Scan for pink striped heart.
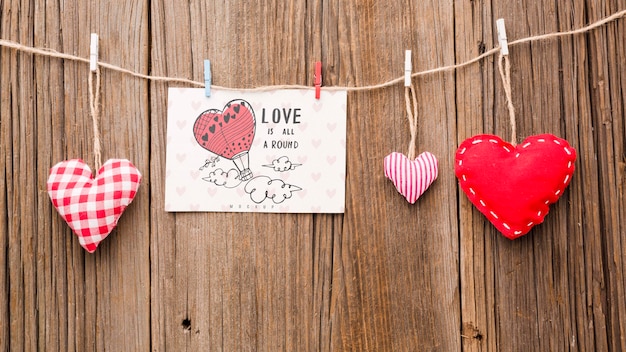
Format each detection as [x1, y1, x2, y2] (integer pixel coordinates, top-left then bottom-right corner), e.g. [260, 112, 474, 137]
[384, 152, 438, 204]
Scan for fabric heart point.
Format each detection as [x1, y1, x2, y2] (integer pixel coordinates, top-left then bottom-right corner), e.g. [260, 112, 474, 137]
[455, 134, 576, 239]
[384, 152, 438, 204]
[47, 159, 142, 253]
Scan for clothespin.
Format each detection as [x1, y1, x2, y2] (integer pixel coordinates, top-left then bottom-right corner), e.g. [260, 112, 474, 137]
[89, 33, 98, 72]
[314, 61, 322, 99]
[404, 50, 412, 87]
[496, 19, 509, 56]
[204, 60, 212, 97]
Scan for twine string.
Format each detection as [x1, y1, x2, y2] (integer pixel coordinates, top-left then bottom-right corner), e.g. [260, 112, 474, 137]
[404, 84, 419, 160]
[88, 67, 102, 171]
[497, 53, 517, 145]
[0, 9, 624, 91]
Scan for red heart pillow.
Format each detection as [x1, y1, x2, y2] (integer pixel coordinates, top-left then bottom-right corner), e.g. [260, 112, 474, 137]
[455, 134, 576, 239]
[47, 159, 142, 253]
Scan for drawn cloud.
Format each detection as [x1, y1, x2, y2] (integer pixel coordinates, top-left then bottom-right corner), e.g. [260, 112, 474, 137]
[244, 176, 302, 204]
[262, 156, 302, 172]
[202, 168, 242, 188]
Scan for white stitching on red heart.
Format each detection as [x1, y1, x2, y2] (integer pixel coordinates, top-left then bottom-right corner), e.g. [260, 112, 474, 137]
[456, 135, 575, 238]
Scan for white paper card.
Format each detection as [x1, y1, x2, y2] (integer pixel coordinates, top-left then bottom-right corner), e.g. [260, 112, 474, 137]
[165, 88, 347, 213]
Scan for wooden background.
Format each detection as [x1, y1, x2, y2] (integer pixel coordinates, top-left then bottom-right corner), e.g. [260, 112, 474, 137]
[1, 0, 625, 350]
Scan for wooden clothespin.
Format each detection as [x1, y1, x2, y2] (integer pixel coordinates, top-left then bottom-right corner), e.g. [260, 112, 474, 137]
[314, 61, 322, 99]
[89, 33, 98, 72]
[496, 19, 509, 56]
[404, 50, 412, 87]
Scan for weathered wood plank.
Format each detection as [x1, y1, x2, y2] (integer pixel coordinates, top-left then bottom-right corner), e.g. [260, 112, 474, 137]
[147, 0, 188, 348]
[33, 1, 67, 350]
[1, 0, 625, 351]
[149, 1, 324, 350]
[0, 34, 8, 348]
[58, 1, 151, 350]
[1, 0, 151, 350]
[457, 0, 626, 351]
[2, 2, 38, 351]
[557, 3, 604, 351]
[330, 0, 460, 350]
[587, 1, 626, 350]
[454, 1, 498, 350]
[0, 3, 14, 351]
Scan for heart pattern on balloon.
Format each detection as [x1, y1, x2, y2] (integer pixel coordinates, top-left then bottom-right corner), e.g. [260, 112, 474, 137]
[384, 151, 438, 204]
[193, 99, 256, 180]
[455, 134, 576, 239]
[47, 159, 142, 253]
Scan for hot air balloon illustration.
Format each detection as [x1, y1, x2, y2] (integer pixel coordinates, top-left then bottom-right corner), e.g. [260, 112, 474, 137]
[193, 99, 256, 180]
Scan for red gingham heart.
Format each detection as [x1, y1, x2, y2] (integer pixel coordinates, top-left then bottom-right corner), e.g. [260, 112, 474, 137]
[455, 134, 576, 239]
[384, 152, 438, 204]
[47, 159, 142, 253]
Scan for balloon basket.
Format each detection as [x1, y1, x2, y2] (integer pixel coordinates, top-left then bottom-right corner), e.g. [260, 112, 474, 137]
[239, 168, 252, 181]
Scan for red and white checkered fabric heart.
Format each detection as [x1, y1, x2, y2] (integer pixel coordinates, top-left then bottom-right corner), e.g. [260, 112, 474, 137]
[47, 159, 142, 253]
[384, 151, 438, 203]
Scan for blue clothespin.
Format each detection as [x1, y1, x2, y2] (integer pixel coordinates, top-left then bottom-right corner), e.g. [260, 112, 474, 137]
[204, 60, 212, 97]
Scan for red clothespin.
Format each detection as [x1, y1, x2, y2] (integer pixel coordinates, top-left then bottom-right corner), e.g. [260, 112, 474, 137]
[314, 61, 322, 99]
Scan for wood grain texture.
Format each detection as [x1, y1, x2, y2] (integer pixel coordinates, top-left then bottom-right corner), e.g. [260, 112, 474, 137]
[1, 0, 625, 351]
[456, 1, 626, 351]
[1, 0, 151, 350]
